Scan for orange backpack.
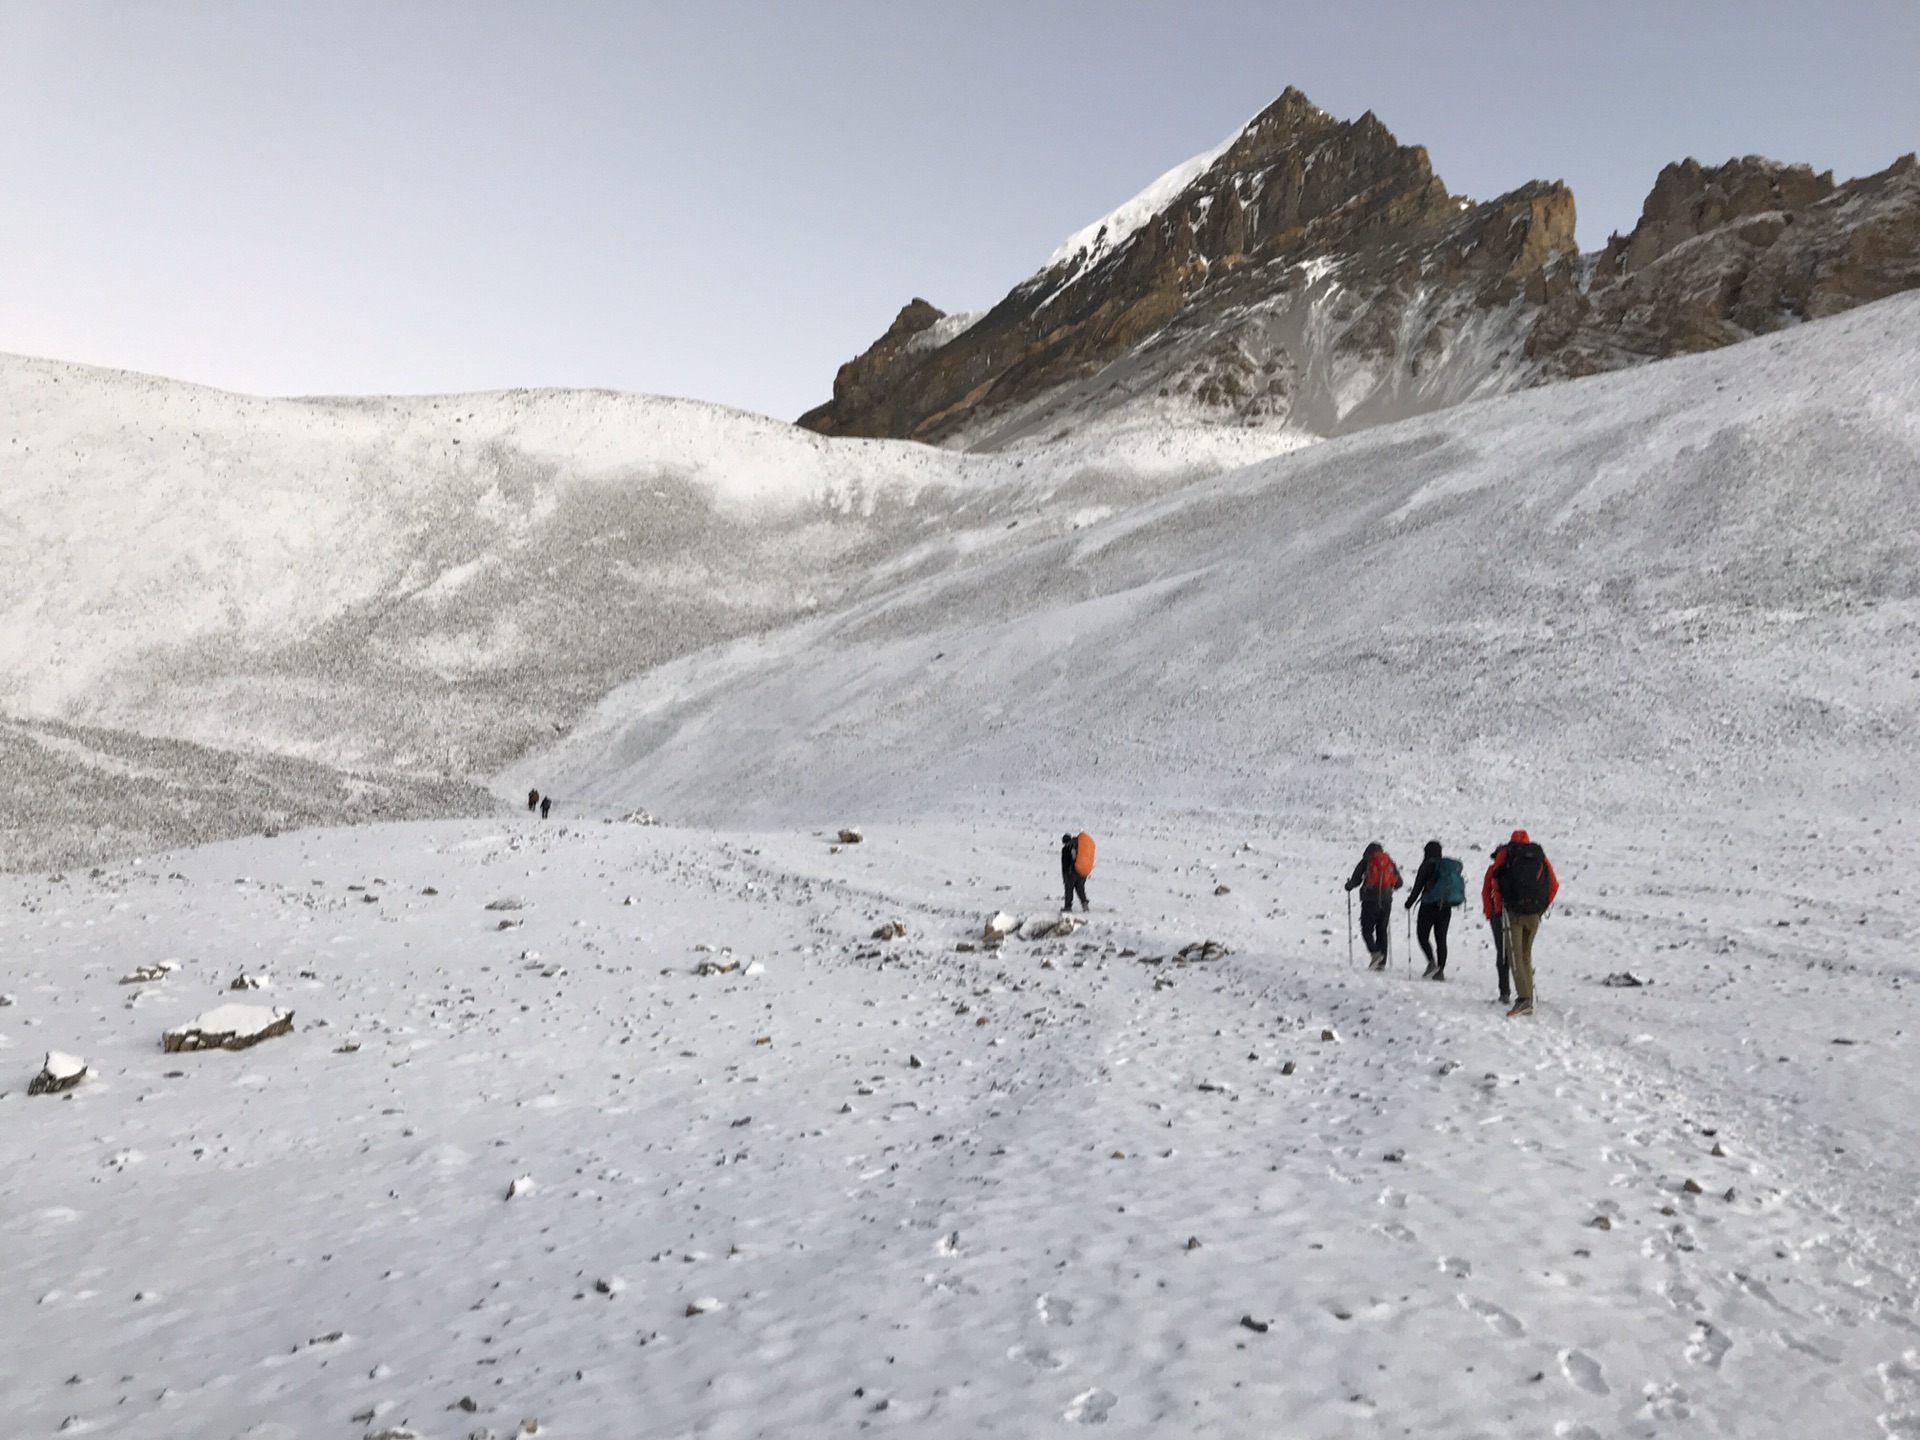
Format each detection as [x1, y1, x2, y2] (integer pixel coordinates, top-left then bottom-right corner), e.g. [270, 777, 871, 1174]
[1074, 832, 1096, 878]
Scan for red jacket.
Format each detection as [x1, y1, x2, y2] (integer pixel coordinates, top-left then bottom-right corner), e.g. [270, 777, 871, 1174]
[1481, 849, 1505, 919]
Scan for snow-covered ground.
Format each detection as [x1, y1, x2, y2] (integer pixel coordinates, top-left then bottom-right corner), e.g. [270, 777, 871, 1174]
[7, 808, 1920, 1438]
[4, 289, 1919, 1434]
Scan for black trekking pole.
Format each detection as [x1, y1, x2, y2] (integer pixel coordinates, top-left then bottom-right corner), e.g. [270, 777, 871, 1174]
[1502, 910, 1514, 1008]
[1346, 890, 1353, 968]
[1406, 905, 1413, 977]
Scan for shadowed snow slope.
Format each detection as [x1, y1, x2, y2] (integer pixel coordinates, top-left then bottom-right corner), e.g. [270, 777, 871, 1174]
[2, 355, 1278, 865]
[522, 290, 1920, 850]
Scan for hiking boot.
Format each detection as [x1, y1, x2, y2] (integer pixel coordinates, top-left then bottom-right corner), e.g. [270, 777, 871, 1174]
[1421, 961, 1437, 979]
[1431, 968, 1446, 982]
[1368, 954, 1387, 971]
[1506, 997, 1534, 1017]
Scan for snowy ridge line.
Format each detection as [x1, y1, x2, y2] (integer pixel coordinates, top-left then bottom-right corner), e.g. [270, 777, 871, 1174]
[1045, 120, 1245, 273]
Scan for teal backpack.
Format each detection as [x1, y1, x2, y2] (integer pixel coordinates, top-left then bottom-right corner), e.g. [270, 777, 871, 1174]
[1431, 857, 1466, 906]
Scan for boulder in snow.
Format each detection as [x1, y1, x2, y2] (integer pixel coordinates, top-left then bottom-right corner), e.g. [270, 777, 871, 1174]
[484, 897, 526, 911]
[684, 1295, 724, 1316]
[118, 961, 179, 985]
[1176, 939, 1229, 962]
[872, 920, 908, 941]
[505, 1175, 538, 1200]
[1020, 914, 1082, 940]
[228, 971, 270, 991]
[29, 1051, 88, 1095]
[162, 1005, 294, 1053]
[837, 827, 864, 844]
[982, 912, 1017, 944]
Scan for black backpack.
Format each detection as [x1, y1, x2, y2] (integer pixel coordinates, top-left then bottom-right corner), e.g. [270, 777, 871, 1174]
[1496, 842, 1552, 915]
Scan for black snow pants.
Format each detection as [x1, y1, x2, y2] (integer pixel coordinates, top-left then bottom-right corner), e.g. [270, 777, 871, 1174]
[1063, 866, 1088, 912]
[1416, 902, 1452, 971]
[1489, 916, 1510, 998]
[1359, 891, 1392, 958]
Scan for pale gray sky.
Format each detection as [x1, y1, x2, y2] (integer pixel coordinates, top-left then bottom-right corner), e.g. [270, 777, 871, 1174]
[2, 1, 1915, 420]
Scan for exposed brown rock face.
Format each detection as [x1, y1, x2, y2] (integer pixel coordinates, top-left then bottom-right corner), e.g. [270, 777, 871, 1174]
[800, 89, 1920, 449]
[801, 89, 1579, 446]
[1534, 153, 1920, 375]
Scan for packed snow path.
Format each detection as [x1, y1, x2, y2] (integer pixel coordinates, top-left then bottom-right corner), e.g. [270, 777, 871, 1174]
[5, 814, 1920, 1438]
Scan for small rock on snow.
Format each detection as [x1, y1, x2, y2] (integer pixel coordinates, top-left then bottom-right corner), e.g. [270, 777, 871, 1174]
[505, 1175, 538, 1200]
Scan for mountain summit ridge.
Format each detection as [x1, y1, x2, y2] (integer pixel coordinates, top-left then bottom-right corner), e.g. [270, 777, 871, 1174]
[799, 87, 1920, 450]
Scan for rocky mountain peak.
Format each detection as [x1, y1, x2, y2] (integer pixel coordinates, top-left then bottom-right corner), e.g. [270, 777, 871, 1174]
[800, 88, 1920, 451]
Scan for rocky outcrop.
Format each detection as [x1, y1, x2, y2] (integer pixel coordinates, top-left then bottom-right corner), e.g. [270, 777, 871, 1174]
[1532, 153, 1920, 375]
[801, 88, 1920, 450]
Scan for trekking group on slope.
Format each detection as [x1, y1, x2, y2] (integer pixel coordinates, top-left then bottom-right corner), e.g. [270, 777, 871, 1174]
[1344, 832, 1558, 1018]
[1055, 824, 1556, 1017]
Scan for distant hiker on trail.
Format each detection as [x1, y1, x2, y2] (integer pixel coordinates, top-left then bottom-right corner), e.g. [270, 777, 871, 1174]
[1404, 840, 1464, 981]
[1344, 842, 1401, 970]
[527, 788, 541, 813]
[1482, 844, 1511, 1004]
[1061, 831, 1093, 913]
[1491, 829, 1558, 1017]
[540, 795, 553, 820]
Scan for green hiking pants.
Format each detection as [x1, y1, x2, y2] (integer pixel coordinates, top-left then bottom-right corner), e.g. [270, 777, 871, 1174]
[1506, 911, 1543, 1000]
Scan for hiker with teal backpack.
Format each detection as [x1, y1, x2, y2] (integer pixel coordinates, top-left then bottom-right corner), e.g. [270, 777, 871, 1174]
[1404, 840, 1465, 981]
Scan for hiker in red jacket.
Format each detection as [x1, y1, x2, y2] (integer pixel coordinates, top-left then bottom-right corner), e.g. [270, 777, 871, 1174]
[1343, 842, 1401, 970]
[1490, 829, 1559, 1017]
[1482, 845, 1511, 1005]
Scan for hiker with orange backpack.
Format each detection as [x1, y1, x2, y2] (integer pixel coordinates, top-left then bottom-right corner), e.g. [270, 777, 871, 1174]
[1490, 830, 1558, 1017]
[1061, 831, 1094, 913]
[1343, 842, 1401, 970]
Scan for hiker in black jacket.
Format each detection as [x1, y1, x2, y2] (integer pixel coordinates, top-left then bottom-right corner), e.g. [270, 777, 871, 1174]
[1060, 833, 1089, 913]
[1343, 842, 1401, 969]
[1404, 840, 1463, 981]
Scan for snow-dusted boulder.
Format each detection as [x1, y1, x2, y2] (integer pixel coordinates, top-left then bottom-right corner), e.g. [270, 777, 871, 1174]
[837, 827, 864, 845]
[119, 960, 178, 985]
[1020, 914, 1084, 940]
[163, 1004, 294, 1053]
[29, 1051, 87, 1094]
[983, 912, 1017, 943]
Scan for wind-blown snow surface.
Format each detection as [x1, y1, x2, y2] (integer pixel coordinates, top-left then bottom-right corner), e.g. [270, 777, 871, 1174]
[7, 812, 1920, 1437]
[6, 294, 1920, 1437]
